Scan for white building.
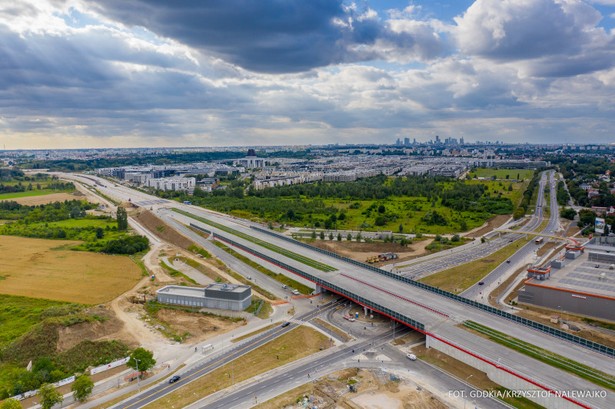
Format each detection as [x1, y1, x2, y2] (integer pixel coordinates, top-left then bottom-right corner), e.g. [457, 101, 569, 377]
[146, 176, 195, 193]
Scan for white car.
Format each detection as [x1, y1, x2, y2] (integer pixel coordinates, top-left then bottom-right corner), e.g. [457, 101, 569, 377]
[291, 289, 300, 295]
[406, 353, 417, 361]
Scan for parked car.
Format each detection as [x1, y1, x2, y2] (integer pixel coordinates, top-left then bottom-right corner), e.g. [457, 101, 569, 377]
[169, 375, 181, 384]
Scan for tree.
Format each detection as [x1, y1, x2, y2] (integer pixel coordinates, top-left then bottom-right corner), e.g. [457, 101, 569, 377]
[337, 233, 342, 241]
[39, 384, 63, 409]
[347, 233, 352, 241]
[127, 348, 156, 375]
[311, 230, 316, 239]
[328, 232, 333, 240]
[116, 206, 128, 231]
[0, 399, 22, 409]
[398, 224, 404, 233]
[71, 374, 94, 403]
[319, 231, 325, 240]
[377, 204, 386, 213]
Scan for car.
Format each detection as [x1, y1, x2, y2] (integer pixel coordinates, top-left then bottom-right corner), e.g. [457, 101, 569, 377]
[506, 260, 511, 263]
[406, 353, 417, 361]
[291, 289, 300, 295]
[478, 281, 485, 286]
[169, 375, 181, 384]
[281, 322, 290, 328]
[282, 285, 288, 289]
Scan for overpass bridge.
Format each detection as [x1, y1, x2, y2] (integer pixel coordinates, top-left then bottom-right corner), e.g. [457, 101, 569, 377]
[169, 209, 615, 409]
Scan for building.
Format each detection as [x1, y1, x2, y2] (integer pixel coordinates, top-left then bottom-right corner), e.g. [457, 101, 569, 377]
[518, 237, 615, 321]
[156, 283, 252, 311]
[146, 176, 195, 193]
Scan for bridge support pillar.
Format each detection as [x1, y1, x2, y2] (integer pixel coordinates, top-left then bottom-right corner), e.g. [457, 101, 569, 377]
[315, 284, 322, 294]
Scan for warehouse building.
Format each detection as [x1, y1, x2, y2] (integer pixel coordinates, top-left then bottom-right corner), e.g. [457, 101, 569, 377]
[156, 283, 252, 311]
[518, 237, 615, 321]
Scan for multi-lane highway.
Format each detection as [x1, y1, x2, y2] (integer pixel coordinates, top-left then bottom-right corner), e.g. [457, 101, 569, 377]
[65, 173, 614, 408]
[461, 170, 560, 300]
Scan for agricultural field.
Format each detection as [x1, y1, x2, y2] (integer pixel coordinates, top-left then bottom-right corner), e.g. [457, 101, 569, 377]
[0, 191, 81, 205]
[469, 168, 535, 181]
[0, 235, 142, 304]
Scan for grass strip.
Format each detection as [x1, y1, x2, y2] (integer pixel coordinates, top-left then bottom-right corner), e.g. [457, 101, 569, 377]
[173, 208, 336, 272]
[231, 323, 279, 343]
[159, 259, 198, 285]
[420, 238, 531, 293]
[214, 241, 312, 295]
[463, 320, 615, 391]
[312, 317, 352, 342]
[142, 326, 330, 409]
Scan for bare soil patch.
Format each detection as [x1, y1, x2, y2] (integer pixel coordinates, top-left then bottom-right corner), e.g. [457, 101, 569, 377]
[307, 239, 428, 263]
[56, 306, 137, 351]
[133, 209, 195, 249]
[0, 235, 142, 304]
[465, 214, 510, 238]
[516, 307, 615, 348]
[2, 192, 82, 205]
[155, 309, 245, 343]
[256, 367, 446, 409]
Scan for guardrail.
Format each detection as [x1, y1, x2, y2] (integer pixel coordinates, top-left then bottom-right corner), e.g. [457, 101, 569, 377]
[250, 226, 615, 358]
[190, 223, 425, 332]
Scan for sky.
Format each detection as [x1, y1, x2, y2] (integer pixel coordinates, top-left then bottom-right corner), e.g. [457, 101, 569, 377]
[1, 0, 615, 150]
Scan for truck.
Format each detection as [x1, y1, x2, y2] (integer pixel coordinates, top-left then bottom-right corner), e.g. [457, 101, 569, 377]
[535, 237, 544, 244]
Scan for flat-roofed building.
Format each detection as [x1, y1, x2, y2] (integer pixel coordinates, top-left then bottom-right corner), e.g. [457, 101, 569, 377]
[156, 283, 251, 311]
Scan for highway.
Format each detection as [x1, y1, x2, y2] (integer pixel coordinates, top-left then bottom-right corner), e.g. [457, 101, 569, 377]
[461, 170, 559, 300]
[188, 331, 510, 409]
[64, 173, 615, 408]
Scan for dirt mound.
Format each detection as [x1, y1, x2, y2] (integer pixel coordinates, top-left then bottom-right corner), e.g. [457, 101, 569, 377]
[465, 214, 510, 238]
[56, 307, 132, 351]
[134, 209, 195, 249]
[156, 309, 245, 343]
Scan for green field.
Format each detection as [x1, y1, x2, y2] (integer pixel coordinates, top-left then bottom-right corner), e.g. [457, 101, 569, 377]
[471, 168, 535, 180]
[170, 175, 527, 235]
[0, 189, 66, 200]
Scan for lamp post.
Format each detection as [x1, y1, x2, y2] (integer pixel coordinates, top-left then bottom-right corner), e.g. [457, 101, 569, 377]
[135, 358, 141, 392]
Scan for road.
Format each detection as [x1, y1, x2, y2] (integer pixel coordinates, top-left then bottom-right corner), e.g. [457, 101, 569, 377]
[62, 173, 615, 409]
[461, 170, 560, 301]
[188, 332, 510, 409]
[392, 171, 551, 280]
[111, 301, 341, 409]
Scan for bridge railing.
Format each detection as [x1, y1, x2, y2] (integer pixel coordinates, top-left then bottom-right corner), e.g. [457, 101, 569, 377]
[250, 225, 615, 358]
[190, 223, 425, 332]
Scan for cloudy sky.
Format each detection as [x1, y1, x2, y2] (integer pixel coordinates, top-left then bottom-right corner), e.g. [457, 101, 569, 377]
[1, 0, 615, 149]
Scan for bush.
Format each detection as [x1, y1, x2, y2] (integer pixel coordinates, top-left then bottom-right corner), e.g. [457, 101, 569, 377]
[100, 235, 149, 255]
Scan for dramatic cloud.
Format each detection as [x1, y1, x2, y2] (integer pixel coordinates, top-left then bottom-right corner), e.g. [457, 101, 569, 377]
[1, 0, 615, 148]
[455, 0, 615, 76]
[83, 0, 449, 73]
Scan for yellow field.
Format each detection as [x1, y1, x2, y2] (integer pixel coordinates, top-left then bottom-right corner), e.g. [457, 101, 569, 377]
[0, 235, 141, 304]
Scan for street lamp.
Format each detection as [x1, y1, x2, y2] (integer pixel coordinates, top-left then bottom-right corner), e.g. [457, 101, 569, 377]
[135, 358, 141, 392]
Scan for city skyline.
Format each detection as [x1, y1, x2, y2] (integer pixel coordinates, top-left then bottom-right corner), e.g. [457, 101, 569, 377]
[2, 0, 615, 149]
